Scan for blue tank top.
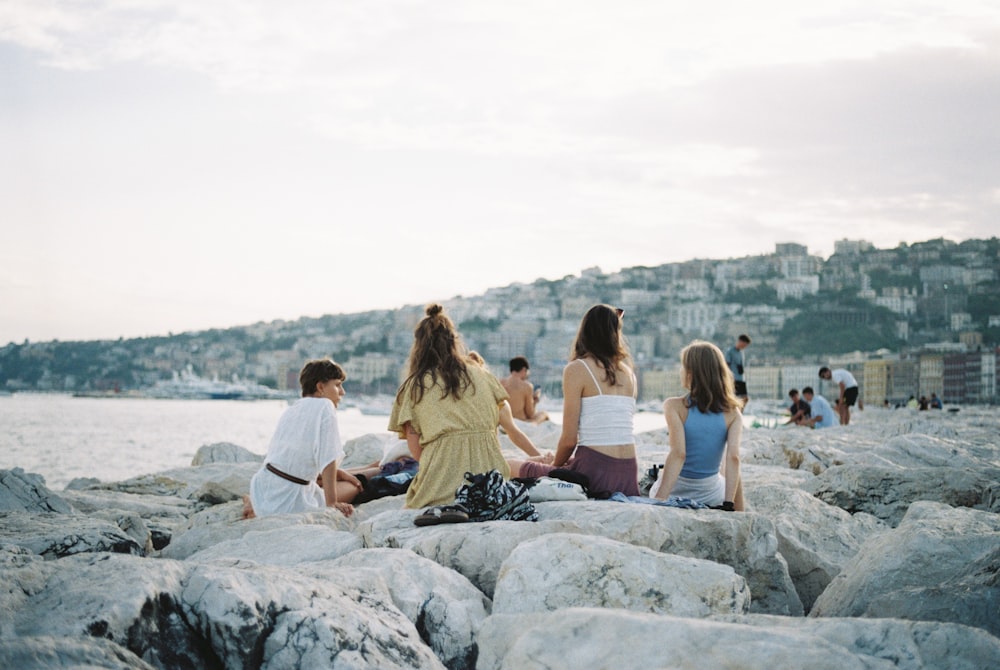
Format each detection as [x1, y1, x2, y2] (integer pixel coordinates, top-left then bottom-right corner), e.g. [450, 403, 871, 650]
[680, 398, 728, 479]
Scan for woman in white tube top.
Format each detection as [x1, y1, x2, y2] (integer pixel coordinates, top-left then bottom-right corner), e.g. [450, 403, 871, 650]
[510, 304, 639, 497]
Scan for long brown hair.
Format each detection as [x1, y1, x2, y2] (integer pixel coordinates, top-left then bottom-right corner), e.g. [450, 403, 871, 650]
[400, 303, 472, 403]
[571, 304, 631, 386]
[681, 340, 740, 414]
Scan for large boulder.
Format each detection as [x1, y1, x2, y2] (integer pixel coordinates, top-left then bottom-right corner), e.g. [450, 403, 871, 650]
[745, 484, 886, 611]
[3, 551, 446, 669]
[0, 635, 155, 670]
[717, 613, 1000, 669]
[533, 501, 802, 615]
[323, 548, 491, 670]
[101, 462, 260, 501]
[492, 533, 750, 617]
[185, 524, 363, 565]
[358, 509, 582, 597]
[477, 610, 872, 670]
[810, 501, 1000, 638]
[190, 442, 262, 465]
[0, 512, 146, 558]
[161, 507, 355, 560]
[806, 464, 1000, 525]
[182, 560, 445, 669]
[0, 468, 72, 513]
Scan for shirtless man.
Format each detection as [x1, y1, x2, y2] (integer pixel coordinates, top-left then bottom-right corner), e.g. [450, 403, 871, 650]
[500, 356, 549, 423]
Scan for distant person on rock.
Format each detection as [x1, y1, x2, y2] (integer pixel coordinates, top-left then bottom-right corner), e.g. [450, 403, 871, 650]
[388, 304, 512, 509]
[246, 359, 356, 519]
[650, 340, 744, 511]
[930, 392, 943, 409]
[785, 388, 812, 426]
[501, 356, 550, 423]
[469, 351, 552, 464]
[802, 387, 836, 429]
[818, 366, 860, 425]
[724, 334, 751, 407]
[508, 305, 640, 498]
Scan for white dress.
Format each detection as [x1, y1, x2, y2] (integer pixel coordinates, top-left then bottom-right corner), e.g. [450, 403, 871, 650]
[249, 397, 344, 516]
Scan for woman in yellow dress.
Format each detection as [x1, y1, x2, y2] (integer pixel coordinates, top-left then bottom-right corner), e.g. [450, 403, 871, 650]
[388, 303, 511, 509]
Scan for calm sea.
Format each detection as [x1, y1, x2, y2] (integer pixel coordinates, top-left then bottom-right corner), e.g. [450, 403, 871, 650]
[0, 394, 669, 491]
[0, 394, 396, 490]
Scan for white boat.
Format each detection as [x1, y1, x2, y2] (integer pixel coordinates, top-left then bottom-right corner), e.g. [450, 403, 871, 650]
[148, 367, 291, 400]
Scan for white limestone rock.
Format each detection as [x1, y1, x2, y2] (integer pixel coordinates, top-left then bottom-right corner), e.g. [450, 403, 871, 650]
[0, 512, 146, 558]
[161, 506, 356, 560]
[358, 509, 582, 597]
[533, 500, 802, 615]
[0, 468, 73, 513]
[493, 533, 750, 617]
[191, 442, 262, 465]
[341, 432, 396, 468]
[477, 609, 874, 670]
[0, 635, 155, 670]
[105, 462, 260, 500]
[322, 548, 491, 670]
[4, 552, 199, 667]
[715, 613, 1000, 670]
[5, 551, 447, 669]
[805, 463, 1000, 525]
[745, 484, 886, 611]
[185, 524, 363, 565]
[183, 560, 444, 669]
[810, 501, 1000, 638]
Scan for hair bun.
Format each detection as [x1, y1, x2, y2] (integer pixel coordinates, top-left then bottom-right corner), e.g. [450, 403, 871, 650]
[426, 303, 444, 317]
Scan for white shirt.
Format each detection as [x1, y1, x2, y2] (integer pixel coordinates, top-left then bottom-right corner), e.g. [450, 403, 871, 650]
[249, 397, 344, 517]
[831, 369, 857, 389]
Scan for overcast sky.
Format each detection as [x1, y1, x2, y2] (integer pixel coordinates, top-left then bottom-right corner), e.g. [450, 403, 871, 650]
[2, 1, 998, 345]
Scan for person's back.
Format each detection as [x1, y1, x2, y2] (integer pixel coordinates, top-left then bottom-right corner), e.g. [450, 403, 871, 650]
[501, 356, 547, 423]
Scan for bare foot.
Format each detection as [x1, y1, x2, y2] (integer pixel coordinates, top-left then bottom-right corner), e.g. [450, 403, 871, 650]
[241, 495, 256, 520]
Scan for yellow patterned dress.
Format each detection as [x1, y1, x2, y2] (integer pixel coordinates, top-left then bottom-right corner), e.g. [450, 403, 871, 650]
[388, 365, 511, 508]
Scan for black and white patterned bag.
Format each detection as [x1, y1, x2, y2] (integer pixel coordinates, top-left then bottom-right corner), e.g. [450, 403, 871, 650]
[453, 470, 538, 522]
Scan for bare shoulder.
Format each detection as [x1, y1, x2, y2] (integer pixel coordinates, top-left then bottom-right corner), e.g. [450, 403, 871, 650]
[663, 396, 687, 413]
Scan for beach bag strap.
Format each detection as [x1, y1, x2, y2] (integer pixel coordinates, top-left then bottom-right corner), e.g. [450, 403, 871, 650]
[454, 470, 538, 522]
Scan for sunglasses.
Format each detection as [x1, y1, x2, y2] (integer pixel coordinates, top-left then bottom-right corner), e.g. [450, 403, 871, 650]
[614, 307, 624, 318]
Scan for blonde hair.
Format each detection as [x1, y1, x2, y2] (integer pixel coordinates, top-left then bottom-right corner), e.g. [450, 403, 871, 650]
[681, 340, 740, 414]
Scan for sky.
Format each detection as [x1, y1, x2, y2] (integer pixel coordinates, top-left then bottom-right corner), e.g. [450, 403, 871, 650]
[2, 1, 999, 345]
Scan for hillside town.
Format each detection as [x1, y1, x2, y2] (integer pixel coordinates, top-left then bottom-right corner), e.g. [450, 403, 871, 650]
[2, 236, 998, 406]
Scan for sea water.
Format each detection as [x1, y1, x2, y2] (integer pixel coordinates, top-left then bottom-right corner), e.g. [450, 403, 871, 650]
[0, 394, 675, 490]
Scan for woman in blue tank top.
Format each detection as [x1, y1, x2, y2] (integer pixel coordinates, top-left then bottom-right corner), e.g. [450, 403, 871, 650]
[649, 340, 744, 510]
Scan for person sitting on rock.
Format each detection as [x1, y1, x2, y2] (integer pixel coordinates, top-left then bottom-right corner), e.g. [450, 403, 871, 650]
[388, 304, 514, 509]
[508, 305, 640, 498]
[501, 356, 550, 423]
[785, 388, 812, 426]
[801, 387, 836, 429]
[649, 340, 744, 511]
[245, 359, 356, 519]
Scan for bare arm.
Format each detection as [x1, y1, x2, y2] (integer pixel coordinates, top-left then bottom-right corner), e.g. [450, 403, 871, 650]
[321, 460, 354, 516]
[404, 422, 422, 461]
[498, 401, 541, 457]
[654, 397, 687, 500]
[723, 410, 743, 506]
[554, 363, 583, 466]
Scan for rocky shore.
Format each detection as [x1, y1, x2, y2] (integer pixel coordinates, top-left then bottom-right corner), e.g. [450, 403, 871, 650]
[2, 407, 999, 668]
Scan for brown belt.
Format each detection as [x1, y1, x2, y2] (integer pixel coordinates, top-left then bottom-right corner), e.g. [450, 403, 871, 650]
[266, 463, 310, 485]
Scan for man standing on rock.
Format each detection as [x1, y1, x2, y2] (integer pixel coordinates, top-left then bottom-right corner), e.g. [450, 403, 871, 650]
[501, 356, 549, 423]
[724, 334, 751, 407]
[818, 366, 861, 425]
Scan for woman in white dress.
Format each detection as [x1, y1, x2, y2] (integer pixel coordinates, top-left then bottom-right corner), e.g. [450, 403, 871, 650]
[248, 359, 357, 518]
